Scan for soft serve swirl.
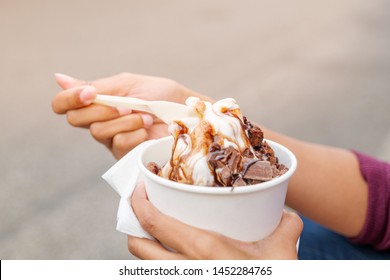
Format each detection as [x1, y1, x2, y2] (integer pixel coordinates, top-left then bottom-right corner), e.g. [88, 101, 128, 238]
[159, 97, 255, 186]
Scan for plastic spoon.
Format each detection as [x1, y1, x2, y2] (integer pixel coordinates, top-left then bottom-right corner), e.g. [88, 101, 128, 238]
[93, 94, 197, 124]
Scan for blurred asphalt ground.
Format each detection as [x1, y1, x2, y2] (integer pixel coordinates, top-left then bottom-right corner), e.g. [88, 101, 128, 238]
[0, 0, 389, 259]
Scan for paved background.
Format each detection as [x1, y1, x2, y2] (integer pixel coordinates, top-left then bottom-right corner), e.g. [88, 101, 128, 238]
[1, 0, 389, 259]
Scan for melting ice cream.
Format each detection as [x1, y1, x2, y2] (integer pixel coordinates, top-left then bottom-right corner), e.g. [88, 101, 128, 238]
[147, 97, 288, 187]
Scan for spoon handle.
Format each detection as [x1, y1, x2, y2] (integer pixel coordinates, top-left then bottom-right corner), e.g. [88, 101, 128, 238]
[93, 95, 153, 114]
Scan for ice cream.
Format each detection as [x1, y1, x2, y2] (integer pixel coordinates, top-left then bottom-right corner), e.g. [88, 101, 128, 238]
[147, 97, 288, 187]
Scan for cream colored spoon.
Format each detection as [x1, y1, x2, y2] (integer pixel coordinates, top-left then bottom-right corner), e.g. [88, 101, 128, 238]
[93, 94, 196, 124]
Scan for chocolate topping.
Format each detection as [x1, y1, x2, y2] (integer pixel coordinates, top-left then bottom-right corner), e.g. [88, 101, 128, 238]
[204, 119, 288, 186]
[147, 106, 289, 187]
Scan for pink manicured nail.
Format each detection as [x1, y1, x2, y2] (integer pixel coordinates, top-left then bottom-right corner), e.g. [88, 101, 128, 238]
[54, 73, 75, 86]
[117, 107, 132, 115]
[141, 114, 154, 128]
[80, 86, 96, 104]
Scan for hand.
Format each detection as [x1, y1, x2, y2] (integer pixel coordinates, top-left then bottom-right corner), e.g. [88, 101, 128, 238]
[128, 183, 303, 260]
[51, 73, 209, 159]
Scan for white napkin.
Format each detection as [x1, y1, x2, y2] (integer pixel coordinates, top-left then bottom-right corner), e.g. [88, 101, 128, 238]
[102, 140, 156, 239]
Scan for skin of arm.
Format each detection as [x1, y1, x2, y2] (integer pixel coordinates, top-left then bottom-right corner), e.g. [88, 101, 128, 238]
[262, 128, 368, 238]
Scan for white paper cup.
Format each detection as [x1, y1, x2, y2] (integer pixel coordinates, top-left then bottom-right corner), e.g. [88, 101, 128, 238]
[138, 136, 297, 242]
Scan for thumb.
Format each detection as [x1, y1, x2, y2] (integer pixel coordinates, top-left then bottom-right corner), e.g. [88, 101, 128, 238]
[54, 73, 87, 89]
[269, 211, 303, 246]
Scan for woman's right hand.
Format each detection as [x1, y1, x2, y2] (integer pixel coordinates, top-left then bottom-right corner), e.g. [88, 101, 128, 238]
[51, 73, 211, 159]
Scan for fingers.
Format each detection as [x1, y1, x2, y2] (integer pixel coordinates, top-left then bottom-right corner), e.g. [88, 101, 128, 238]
[55, 73, 86, 90]
[90, 114, 152, 146]
[270, 211, 303, 246]
[280, 211, 304, 242]
[55, 72, 126, 95]
[52, 86, 96, 114]
[106, 118, 166, 160]
[88, 73, 133, 95]
[52, 73, 136, 117]
[238, 210, 303, 260]
[131, 183, 235, 259]
[66, 104, 130, 128]
[110, 129, 148, 159]
[54, 72, 134, 99]
[127, 236, 186, 260]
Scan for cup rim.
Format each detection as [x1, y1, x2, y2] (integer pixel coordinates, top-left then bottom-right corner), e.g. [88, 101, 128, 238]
[138, 136, 297, 195]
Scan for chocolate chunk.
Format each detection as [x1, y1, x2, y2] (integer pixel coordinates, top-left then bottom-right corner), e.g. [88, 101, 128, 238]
[209, 142, 221, 153]
[270, 164, 287, 178]
[227, 149, 241, 175]
[243, 160, 273, 181]
[242, 148, 255, 158]
[243, 116, 264, 149]
[248, 125, 264, 149]
[271, 165, 280, 178]
[274, 164, 288, 177]
[208, 149, 226, 169]
[219, 148, 233, 165]
[208, 145, 246, 186]
[220, 165, 232, 186]
[278, 164, 288, 173]
[259, 141, 277, 165]
[242, 157, 259, 173]
[232, 177, 247, 187]
[147, 162, 160, 175]
[250, 180, 265, 185]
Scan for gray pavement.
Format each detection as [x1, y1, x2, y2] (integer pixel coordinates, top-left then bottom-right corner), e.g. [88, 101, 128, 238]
[1, 0, 389, 259]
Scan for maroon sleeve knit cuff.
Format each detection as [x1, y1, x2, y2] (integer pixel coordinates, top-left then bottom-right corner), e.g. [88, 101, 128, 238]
[349, 151, 390, 250]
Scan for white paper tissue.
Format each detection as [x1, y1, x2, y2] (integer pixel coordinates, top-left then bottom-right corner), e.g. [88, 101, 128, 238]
[102, 140, 156, 239]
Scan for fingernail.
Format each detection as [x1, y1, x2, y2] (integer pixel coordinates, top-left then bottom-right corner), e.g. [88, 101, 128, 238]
[141, 114, 154, 128]
[80, 86, 96, 104]
[117, 107, 132, 115]
[54, 73, 75, 85]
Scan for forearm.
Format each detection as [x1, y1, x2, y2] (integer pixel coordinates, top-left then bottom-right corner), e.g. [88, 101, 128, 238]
[262, 128, 368, 237]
